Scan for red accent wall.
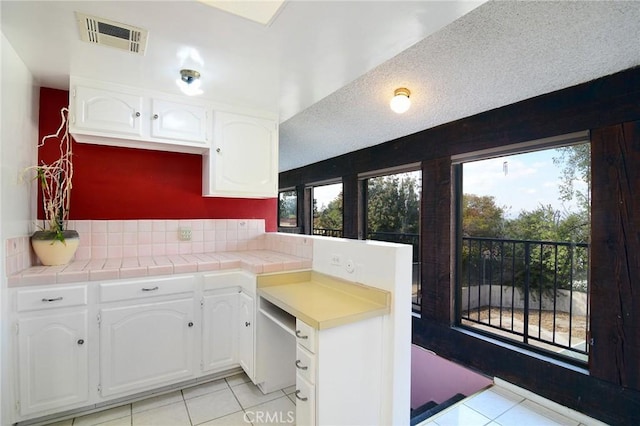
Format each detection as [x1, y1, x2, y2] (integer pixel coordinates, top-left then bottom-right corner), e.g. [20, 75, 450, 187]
[38, 87, 277, 231]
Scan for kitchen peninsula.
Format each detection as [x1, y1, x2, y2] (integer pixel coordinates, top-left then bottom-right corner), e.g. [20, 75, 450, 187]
[6, 223, 412, 426]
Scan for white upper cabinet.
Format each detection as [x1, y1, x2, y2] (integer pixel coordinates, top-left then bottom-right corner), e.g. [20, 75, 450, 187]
[204, 111, 278, 198]
[69, 77, 279, 199]
[69, 77, 210, 154]
[150, 98, 208, 143]
[73, 86, 144, 137]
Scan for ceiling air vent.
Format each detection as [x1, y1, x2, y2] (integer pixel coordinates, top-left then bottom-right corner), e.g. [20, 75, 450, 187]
[76, 12, 148, 55]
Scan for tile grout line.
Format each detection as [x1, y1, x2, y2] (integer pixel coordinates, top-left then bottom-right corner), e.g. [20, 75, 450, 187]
[225, 377, 254, 426]
[180, 389, 196, 426]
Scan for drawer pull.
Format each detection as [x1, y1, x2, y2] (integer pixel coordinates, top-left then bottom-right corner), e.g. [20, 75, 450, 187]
[77, 339, 85, 345]
[295, 360, 308, 370]
[41, 297, 63, 303]
[245, 321, 251, 327]
[295, 330, 308, 339]
[294, 390, 308, 402]
[141, 286, 159, 292]
[188, 322, 194, 327]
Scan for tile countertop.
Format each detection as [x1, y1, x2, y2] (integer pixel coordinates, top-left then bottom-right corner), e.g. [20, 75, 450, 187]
[8, 250, 312, 287]
[257, 270, 391, 330]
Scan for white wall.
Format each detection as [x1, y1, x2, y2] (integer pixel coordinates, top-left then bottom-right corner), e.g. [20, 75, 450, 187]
[1, 31, 39, 425]
[311, 236, 413, 426]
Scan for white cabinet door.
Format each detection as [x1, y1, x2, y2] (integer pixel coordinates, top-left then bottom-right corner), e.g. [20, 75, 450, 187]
[17, 310, 89, 416]
[99, 299, 195, 397]
[206, 111, 278, 198]
[237, 291, 255, 380]
[202, 291, 238, 372]
[150, 98, 208, 143]
[73, 86, 143, 136]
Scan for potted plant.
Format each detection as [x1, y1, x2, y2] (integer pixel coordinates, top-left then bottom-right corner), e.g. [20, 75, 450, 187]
[25, 106, 79, 266]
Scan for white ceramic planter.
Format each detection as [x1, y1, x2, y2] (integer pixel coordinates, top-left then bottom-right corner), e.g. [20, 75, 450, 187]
[31, 231, 80, 266]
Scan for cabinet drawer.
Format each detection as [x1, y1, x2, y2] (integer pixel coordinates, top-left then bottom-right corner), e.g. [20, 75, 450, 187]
[100, 275, 195, 303]
[16, 285, 87, 312]
[295, 319, 316, 353]
[295, 345, 316, 385]
[295, 373, 316, 426]
[203, 271, 254, 293]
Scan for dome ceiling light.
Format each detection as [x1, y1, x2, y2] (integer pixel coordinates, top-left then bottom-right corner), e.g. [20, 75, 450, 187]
[390, 87, 411, 114]
[176, 69, 203, 96]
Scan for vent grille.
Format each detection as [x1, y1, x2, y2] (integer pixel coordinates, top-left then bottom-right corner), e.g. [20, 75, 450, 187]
[76, 12, 148, 55]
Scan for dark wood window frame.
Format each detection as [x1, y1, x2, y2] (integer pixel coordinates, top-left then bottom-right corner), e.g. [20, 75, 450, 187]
[451, 135, 592, 367]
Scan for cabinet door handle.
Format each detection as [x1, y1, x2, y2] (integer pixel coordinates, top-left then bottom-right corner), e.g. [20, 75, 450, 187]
[295, 360, 308, 370]
[77, 339, 85, 345]
[41, 297, 63, 303]
[245, 321, 251, 327]
[216, 148, 221, 153]
[295, 330, 308, 339]
[141, 286, 159, 292]
[135, 111, 141, 117]
[294, 390, 308, 402]
[153, 114, 159, 119]
[188, 322, 194, 327]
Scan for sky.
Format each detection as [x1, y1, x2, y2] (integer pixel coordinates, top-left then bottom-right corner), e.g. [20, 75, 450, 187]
[462, 148, 588, 219]
[310, 146, 589, 218]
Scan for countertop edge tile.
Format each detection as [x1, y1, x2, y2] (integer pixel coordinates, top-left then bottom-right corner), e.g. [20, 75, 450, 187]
[8, 250, 309, 287]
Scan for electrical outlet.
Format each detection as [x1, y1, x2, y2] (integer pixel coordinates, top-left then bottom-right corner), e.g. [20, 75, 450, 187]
[345, 259, 355, 273]
[330, 254, 342, 265]
[179, 227, 192, 241]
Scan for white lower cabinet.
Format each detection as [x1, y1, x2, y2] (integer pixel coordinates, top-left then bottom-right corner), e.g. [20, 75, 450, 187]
[16, 310, 89, 416]
[99, 298, 196, 397]
[202, 290, 238, 372]
[295, 374, 316, 426]
[238, 291, 255, 379]
[293, 317, 384, 426]
[11, 270, 258, 424]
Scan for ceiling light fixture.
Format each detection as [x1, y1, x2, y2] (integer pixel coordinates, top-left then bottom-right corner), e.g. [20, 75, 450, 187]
[390, 88, 411, 114]
[176, 69, 203, 96]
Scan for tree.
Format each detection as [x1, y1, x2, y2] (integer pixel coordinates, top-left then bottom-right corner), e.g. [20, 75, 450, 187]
[504, 204, 560, 241]
[461, 194, 505, 237]
[553, 143, 591, 215]
[367, 175, 419, 234]
[279, 191, 297, 226]
[315, 191, 343, 231]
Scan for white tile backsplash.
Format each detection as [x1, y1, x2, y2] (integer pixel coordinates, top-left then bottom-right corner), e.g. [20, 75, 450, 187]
[6, 220, 317, 277]
[80, 219, 268, 260]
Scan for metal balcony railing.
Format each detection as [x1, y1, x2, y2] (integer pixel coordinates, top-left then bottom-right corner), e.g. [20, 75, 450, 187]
[459, 236, 590, 363]
[312, 228, 344, 238]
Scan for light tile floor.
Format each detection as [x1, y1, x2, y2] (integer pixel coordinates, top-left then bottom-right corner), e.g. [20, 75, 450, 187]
[417, 384, 606, 426]
[44, 373, 296, 426]
[41, 375, 607, 426]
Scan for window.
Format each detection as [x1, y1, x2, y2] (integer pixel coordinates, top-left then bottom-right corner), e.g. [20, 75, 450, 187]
[311, 182, 343, 237]
[456, 141, 591, 363]
[364, 169, 422, 311]
[278, 190, 297, 228]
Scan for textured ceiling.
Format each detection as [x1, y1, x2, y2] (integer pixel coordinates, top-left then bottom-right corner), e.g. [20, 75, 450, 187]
[278, 1, 640, 172]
